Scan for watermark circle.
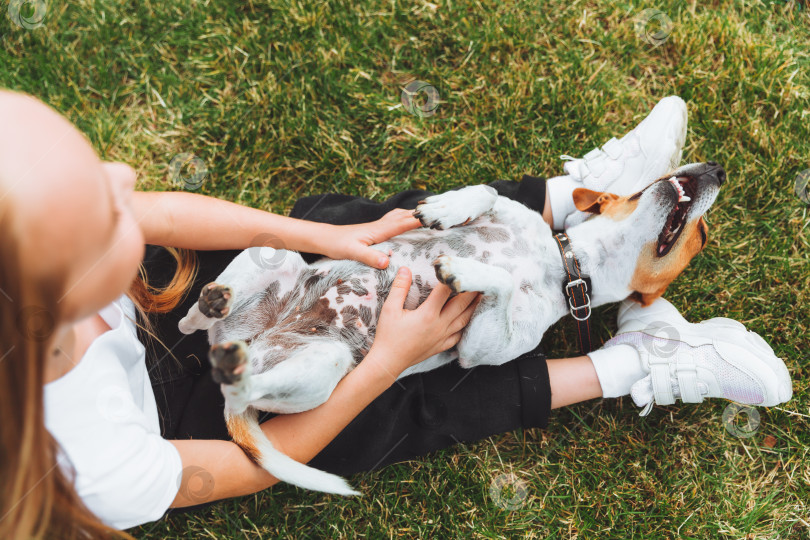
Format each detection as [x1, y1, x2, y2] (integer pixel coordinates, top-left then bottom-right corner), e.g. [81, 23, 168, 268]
[248, 233, 288, 270]
[96, 385, 137, 423]
[8, 0, 47, 30]
[15, 305, 55, 343]
[722, 403, 761, 439]
[639, 321, 681, 359]
[489, 472, 529, 511]
[401, 80, 440, 118]
[177, 465, 215, 504]
[169, 153, 208, 191]
[634, 8, 673, 47]
[794, 169, 810, 205]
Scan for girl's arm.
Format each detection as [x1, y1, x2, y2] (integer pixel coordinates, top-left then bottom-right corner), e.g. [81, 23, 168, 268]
[168, 269, 481, 507]
[169, 344, 398, 505]
[133, 191, 420, 268]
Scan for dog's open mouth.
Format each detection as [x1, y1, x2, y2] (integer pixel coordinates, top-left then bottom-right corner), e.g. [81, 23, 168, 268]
[657, 176, 696, 256]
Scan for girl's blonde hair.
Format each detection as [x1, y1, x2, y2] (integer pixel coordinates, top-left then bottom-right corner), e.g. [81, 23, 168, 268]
[0, 196, 198, 540]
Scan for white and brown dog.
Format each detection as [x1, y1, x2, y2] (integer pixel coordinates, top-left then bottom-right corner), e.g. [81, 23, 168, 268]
[179, 162, 726, 495]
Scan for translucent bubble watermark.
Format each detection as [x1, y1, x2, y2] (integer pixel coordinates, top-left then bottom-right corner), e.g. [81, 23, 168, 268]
[794, 169, 810, 205]
[634, 9, 673, 47]
[177, 465, 215, 504]
[15, 305, 55, 343]
[169, 153, 208, 190]
[722, 403, 761, 439]
[248, 233, 289, 270]
[401, 80, 440, 118]
[638, 321, 681, 358]
[7, 0, 47, 30]
[96, 385, 138, 423]
[489, 472, 529, 510]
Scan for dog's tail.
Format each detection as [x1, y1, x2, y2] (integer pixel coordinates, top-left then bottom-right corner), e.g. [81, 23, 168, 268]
[226, 407, 360, 496]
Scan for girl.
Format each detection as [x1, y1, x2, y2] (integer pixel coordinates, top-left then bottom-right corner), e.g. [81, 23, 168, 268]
[0, 91, 791, 539]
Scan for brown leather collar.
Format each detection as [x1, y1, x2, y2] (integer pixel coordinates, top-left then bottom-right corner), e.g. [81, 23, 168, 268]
[553, 232, 594, 355]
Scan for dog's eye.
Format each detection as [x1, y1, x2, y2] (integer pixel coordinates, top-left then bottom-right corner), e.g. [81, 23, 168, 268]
[699, 222, 708, 247]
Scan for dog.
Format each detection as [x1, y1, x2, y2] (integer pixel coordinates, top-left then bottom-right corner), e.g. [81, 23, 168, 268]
[178, 162, 725, 495]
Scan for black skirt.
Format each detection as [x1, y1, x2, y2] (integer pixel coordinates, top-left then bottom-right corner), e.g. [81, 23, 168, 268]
[137, 175, 552, 479]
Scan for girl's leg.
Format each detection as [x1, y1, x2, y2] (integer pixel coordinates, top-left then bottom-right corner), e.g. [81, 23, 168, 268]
[547, 356, 603, 409]
[307, 348, 552, 477]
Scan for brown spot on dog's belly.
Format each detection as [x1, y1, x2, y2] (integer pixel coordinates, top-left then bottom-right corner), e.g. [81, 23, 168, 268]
[337, 282, 352, 296]
[226, 412, 262, 464]
[311, 298, 338, 325]
[341, 305, 359, 326]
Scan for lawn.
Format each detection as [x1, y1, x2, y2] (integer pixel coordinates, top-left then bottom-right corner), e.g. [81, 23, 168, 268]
[2, 0, 808, 537]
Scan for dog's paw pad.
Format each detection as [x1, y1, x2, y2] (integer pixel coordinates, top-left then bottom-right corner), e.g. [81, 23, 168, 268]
[199, 282, 233, 318]
[209, 341, 248, 385]
[433, 255, 465, 293]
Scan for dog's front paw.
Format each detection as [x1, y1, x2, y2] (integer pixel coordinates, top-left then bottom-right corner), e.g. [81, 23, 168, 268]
[209, 341, 249, 385]
[199, 282, 233, 318]
[414, 186, 497, 229]
[414, 197, 472, 230]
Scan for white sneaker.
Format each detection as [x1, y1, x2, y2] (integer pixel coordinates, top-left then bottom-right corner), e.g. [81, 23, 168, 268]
[562, 95, 688, 194]
[602, 298, 793, 416]
[558, 96, 688, 229]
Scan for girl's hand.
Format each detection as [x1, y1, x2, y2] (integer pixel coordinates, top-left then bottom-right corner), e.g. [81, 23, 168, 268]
[368, 267, 482, 378]
[320, 209, 422, 269]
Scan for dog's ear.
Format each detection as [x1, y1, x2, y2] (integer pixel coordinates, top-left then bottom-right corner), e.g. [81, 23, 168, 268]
[572, 188, 620, 214]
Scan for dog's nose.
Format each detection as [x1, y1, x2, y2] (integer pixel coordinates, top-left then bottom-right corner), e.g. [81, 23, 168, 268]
[703, 162, 726, 185]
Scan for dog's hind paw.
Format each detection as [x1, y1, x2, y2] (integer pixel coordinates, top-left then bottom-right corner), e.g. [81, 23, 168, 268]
[199, 282, 233, 319]
[209, 340, 249, 385]
[433, 254, 481, 294]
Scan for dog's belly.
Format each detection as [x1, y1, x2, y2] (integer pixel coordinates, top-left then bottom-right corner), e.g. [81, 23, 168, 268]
[374, 216, 548, 317]
[217, 210, 554, 373]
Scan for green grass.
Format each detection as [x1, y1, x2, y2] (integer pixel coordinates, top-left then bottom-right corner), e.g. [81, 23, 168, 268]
[2, 0, 809, 537]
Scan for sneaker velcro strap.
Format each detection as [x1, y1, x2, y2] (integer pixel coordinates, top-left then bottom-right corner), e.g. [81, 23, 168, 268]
[585, 152, 607, 176]
[675, 359, 704, 403]
[602, 137, 623, 160]
[649, 355, 675, 406]
[583, 147, 602, 160]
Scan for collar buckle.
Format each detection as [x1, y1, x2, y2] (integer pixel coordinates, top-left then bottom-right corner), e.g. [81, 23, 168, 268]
[568, 294, 592, 321]
[565, 278, 588, 294]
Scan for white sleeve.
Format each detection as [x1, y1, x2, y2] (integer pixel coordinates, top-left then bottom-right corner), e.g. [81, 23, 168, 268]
[75, 421, 183, 530]
[43, 305, 186, 531]
[46, 373, 184, 530]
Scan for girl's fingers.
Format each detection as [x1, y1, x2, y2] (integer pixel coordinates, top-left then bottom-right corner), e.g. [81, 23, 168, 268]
[353, 246, 390, 269]
[383, 267, 412, 312]
[421, 282, 453, 311]
[440, 291, 480, 319]
[441, 331, 464, 351]
[446, 294, 480, 334]
[377, 209, 422, 237]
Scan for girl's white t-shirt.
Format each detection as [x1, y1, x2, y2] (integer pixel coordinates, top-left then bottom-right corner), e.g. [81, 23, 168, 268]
[43, 294, 183, 530]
